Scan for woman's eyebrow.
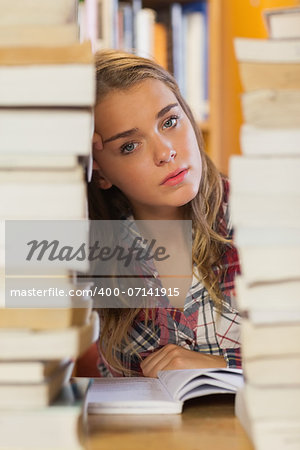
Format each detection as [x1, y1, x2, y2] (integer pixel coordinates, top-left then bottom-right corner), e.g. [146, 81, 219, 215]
[103, 128, 139, 144]
[103, 103, 179, 144]
[156, 103, 178, 119]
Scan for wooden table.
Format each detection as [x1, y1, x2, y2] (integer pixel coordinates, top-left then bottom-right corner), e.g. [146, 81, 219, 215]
[86, 395, 254, 450]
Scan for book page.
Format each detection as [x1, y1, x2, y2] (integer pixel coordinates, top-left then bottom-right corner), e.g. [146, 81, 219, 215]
[158, 368, 243, 402]
[86, 377, 181, 414]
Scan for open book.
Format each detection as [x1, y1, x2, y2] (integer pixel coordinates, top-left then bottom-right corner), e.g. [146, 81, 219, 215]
[87, 368, 243, 414]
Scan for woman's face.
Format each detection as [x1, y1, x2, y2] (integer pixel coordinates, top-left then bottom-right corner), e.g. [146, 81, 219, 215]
[93, 78, 202, 219]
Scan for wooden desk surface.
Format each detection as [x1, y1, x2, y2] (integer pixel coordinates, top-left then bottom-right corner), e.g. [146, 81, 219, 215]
[86, 395, 254, 450]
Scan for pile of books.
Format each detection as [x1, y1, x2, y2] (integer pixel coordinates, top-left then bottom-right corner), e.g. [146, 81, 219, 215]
[0, 0, 98, 448]
[231, 6, 300, 450]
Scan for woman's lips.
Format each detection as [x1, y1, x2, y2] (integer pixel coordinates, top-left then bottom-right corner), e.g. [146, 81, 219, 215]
[161, 168, 189, 186]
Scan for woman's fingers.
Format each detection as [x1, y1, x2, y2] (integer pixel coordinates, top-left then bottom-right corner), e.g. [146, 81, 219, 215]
[140, 344, 181, 377]
[93, 131, 103, 152]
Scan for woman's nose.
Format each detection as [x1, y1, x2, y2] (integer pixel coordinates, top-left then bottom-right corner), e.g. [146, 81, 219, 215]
[152, 136, 177, 166]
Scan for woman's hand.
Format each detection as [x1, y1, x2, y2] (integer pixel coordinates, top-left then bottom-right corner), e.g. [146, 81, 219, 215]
[140, 344, 227, 378]
[92, 132, 103, 153]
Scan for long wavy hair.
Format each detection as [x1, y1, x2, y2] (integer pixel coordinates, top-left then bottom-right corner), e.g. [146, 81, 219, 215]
[89, 49, 231, 375]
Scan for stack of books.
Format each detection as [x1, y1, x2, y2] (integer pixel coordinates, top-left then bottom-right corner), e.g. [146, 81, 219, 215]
[231, 6, 300, 450]
[0, 0, 97, 448]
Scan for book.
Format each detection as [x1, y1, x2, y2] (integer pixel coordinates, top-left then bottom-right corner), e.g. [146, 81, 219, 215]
[0, 154, 78, 169]
[119, 2, 134, 52]
[170, 3, 184, 94]
[154, 21, 168, 70]
[0, 41, 93, 66]
[0, 64, 95, 107]
[241, 384, 300, 420]
[235, 388, 300, 450]
[237, 246, 300, 283]
[86, 368, 243, 415]
[264, 7, 300, 39]
[0, 23, 79, 46]
[0, 167, 87, 219]
[234, 37, 300, 63]
[230, 156, 300, 195]
[0, 360, 73, 409]
[0, 359, 65, 383]
[94, 0, 118, 50]
[243, 356, 300, 386]
[230, 193, 300, 227]
[235, 276, 300, 315]
[0, 379, 89, 449]
[237, 61, 300, 91]
[183, 1, 208, 121]
[135, 8, 156, 59]
[240, 60, 300, 91]
[234, 227, 300, 247]
[0, 305, 92, 330]
[0, 109, 93, 154]
[0, 0, 78, 26]
[240, 124, 300, 156]
[241, 89, 300, 128]
[241, 319, 300, 359]
[0, 311, 99, 360]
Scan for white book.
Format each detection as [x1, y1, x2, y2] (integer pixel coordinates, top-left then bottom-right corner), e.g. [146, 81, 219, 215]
[234, 37, 300, 62]
[235, 388, 300, 450]
[252, 419, 300, 450]
[0, 23, 79, 47]
[264, 7, 300, 39]
[0, 311, 99, 360]
[246, 310, 300, 325]
[241, 319, 300, 359]
[241, 90, 300, 128]
[87, 368, 243, 414]
[0, 360, 64, 383]
[0, 167, 87, 219]
[235, 275, 300, 313]
[0, 0, 78, 25]
[0, 360, 73, 409]
[0, 109, 93, 155]
[135, 8, 156, 59]
[243, 356, 300, 386]
[95, 0, 119, 50]
[243, 384, 300, 420]
[234, 227, 300, 247]
[0, 379, 88, 450]
[238, 246, 300, 283]
[0, 153, 78, 169]
[230, 156, 300, 195]
[185, 11, 207, 121]
[230, 193, 300, 227]
[0, 64, 95, 107]
[240, 124, 300, 156]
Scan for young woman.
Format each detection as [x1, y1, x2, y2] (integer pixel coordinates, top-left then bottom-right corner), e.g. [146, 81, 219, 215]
[89, 49, 241, 378]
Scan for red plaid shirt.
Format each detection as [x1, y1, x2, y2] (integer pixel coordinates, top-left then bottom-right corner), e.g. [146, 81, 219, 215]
[97, 178, 242, 376]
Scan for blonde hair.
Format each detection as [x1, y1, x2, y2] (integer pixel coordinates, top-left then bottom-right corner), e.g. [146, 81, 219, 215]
[88, 49, 231, 375]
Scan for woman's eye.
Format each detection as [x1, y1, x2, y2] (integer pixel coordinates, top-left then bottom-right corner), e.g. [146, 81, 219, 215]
[163, 116, 179, 129]
[120, 142, 138, 154]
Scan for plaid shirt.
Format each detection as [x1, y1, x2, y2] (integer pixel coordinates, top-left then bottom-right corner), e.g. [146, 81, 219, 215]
[97, 178, 241, 376]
